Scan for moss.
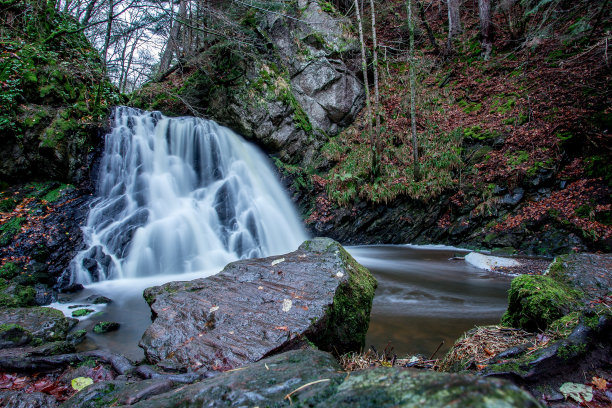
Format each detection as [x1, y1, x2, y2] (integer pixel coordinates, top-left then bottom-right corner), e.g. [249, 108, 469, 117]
[501, 275, 582, 332]
[547, 311, 581, 338]
[71, 308, 94, 317]
[0, 196, 18, 212]
[309, 241, 377, 354]
[0, 262, 20, 280]
[93, 321, 120, 334]
[557, 342, 587, 360]
[0, 216, 25, 246]
[41, 183, 71, 203]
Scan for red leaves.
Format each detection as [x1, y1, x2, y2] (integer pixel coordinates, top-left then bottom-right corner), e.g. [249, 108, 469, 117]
[0, 372, 73, 401]
[495, 179, 612, 240]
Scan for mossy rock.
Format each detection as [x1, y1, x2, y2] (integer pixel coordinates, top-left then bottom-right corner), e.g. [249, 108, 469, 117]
[93, 321, 120, 334]
[501, 275, 582, 332]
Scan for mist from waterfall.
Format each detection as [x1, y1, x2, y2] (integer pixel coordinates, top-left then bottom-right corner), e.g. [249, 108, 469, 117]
[72, 107, 307, 284]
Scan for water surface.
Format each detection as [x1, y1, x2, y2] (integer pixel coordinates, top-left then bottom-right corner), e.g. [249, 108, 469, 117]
[349, 245, 511, 357]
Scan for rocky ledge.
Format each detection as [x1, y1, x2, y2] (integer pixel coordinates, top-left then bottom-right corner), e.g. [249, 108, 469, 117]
[139, 237, 377, 371]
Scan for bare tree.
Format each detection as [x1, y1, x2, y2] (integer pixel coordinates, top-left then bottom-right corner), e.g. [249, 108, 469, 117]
[406, 0, 420, 180]
[369, 0, 381, 176]
[478, 0, 492, 60]
[447, 0, 461, 50]
[353, 0, 374, 173]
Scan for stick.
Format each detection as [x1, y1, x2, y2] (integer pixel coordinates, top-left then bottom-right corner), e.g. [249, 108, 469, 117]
[429, 340, 444, 360]
[284, 379, 330, 404]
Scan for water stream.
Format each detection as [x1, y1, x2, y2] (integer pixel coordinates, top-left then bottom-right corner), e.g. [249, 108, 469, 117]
[61, 107, 510, 361]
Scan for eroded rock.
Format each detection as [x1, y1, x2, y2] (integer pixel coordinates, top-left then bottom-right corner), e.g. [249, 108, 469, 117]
[139, 238, 376, 371]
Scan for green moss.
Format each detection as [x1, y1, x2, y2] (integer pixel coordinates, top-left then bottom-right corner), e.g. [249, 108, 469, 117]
[0, 196, 18, 212]
[308, 241, 377, 354]
[506, 150, 529, 167]
[0, 262, 20, 280]
[0, 216, 25, 246]
[501, 275, 582, 332]
[42, 183, 71, 203]
[71, 308, 94, 317]
[557, 342, 587, 360]
[93, 321, 120, 334]
[457, 99, 482, 114]
[547, 311, 580, 338]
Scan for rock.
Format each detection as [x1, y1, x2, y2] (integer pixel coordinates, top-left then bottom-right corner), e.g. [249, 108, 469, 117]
[0, 307, 77, 343]
[92, 321, 120, 334]
[132, 1, 363, 168]
[464, 252, 521, 271]
[0, 324, 32, 349]
[139, 238, 376, 371]
[546, 253, 612, 303]
[84, 295, 112, 304]
[80, 349, 541, 408]
[62, 379, 177, 407]
[0, 391, 59, 408]
[501, 274, 582, 331]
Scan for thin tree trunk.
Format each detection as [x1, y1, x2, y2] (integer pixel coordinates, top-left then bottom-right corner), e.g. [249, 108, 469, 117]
[447, 0, 461, 50]
[80, 0, 99, 25]
[369, 0, 381, 176]
[353, 0, 374, 173]
[478, 0, 492, 60]
[416, 0, 440, 54]
[407, 0, 420, 181]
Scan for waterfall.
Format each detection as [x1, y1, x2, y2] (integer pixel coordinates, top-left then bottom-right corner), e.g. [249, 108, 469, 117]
[72, 107, 307, 284]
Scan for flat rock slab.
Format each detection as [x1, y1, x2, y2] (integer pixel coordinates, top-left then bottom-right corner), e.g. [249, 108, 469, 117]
[139, 238, 376, 371]
[69, 349, 542, 407]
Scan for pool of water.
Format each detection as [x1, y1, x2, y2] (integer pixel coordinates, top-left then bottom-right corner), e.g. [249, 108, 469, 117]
[348, 245, 511, 358]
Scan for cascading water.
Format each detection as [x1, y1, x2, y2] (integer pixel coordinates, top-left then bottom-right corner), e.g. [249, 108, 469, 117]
[72, 107, 307, 284]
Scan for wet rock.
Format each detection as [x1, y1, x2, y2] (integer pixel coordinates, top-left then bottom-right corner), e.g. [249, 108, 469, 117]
[85, 295, 112, 304]
[0, 324, 32, 349]
[500, 188, 525, 206]
[0, 390, 59, 408]
[140, 238, 376, 371]
[96, 349, 541, 408]
[92, 321, 120, 334]
[0, 307, 77, 343]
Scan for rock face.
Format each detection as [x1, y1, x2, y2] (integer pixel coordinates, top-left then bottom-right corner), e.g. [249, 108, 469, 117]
[139, 238, 376, 371]
[68, 349, 542, 408]
[132, 1, 363, 167]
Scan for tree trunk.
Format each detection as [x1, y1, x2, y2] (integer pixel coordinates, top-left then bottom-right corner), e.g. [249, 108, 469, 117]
[416, 0, 440, 54]
[447, 0, 461, 50]
[407, 0, 420, 181]
[369, 0, 380, 177]
[478, 0, 492, 60]
[353, 0, 374, 173]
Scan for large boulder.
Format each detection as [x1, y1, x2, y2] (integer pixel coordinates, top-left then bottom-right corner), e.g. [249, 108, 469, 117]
[139, 238, 376, 371]
[66, 349, 542, 407]
[131, 1, 363, 167]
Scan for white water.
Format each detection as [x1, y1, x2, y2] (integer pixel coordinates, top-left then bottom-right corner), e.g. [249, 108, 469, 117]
[72, 107, 307, 284]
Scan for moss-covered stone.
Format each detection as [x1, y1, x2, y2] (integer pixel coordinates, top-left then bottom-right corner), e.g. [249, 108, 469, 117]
[307, 242, 377, 353]
[93, 321, 120, 334]
[71, 308, 94, 318]
[501, 274, 582, 331]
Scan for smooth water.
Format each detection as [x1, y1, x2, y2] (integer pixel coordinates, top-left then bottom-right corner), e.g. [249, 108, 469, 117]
[72, 107, 306, 283]
[350, 245, 511, 357]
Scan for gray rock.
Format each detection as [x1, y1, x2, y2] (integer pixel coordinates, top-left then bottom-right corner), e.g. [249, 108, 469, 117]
[139, 238, 376, 371]
[0, 391, 59, 408]
[80, 349, 542, 408]
[0, 307, 76, 343]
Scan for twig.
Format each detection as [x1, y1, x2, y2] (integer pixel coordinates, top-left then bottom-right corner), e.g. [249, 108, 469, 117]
[429, 340, 444, 360]
[284, 379, 330, 404]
